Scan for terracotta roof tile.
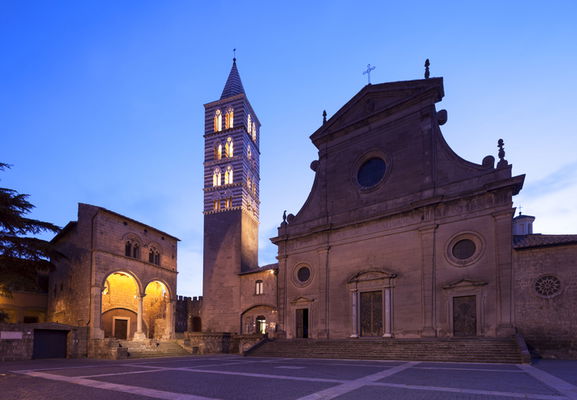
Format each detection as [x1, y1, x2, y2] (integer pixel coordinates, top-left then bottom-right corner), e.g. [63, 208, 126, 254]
[513, 234, 577, 249]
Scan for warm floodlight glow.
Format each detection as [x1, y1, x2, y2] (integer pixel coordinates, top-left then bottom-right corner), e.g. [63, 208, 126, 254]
[214, 109, 222, 132]
[225, 107, 234, 129]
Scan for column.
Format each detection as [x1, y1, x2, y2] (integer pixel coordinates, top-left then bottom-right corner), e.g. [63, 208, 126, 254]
[317, 245, 330, 339]
[90, 284, 104, 339]
[419, 224, 437, 337]
[133, 294, 146, 340]
[164, 299, 175, 339]
[383, 287, 392, 337]
[350, 289, 359, 338]
[494, 210, 516, 336]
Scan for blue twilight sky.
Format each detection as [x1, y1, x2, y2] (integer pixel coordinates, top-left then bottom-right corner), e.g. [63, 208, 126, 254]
[1, 1, 576, 297]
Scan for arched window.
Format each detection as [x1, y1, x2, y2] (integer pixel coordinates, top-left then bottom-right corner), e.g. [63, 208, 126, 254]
[247, 176, 252, 190]
[214, 109, 222, 132]
[225, 137, 234, 157]
[213, 168, 221, 187]
[247, 145, 252, 160]
[125, 240, 140, 259]
[255, 280, 264, 295]
[214, 142, 222, 160]
[252, 122, 257, 142]
[224, 166, 233, 185]
[247, 114, 252, 134]
[213, 200, 220, 211]
[225, 107, 234, 129]
[149, 247, 160, 266]
[225, 198, 232, 208]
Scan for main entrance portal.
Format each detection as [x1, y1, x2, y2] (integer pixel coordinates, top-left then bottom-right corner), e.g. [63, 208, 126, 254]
[360, 291, 383, 336]
[453, 295, 477, 337]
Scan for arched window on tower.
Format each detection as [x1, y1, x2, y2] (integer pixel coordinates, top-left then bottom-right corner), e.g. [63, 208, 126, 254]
[214, 109, 222, 132]
[247, 145, 252, 160]
[224, 166, 234, 185]
[225, 107, 234, 129]
[225, 137, 234, 157]
[125, 241, 132, 257]
[214, 142, 222, 160]
[213, 168, 222, 187]
[247, 114, 252, 134]
[224, 197, 232, 208]
[252, 122, 257, 142]
[247, 176, 252, 191]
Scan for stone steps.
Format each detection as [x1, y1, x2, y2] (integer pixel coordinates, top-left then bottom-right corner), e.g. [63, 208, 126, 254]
[247, 337, 526, 363]
[118, 340, 191, 359]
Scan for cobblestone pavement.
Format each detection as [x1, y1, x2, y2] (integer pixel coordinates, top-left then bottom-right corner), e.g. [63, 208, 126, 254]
[1, 356, 576, 400]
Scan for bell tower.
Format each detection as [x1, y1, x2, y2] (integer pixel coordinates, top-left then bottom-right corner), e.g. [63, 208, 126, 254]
[202, 58, 260, 332]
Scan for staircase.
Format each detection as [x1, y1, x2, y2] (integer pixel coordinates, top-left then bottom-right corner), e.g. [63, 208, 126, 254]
[118, 340, 191, 359]
[247, 337, 526, 364]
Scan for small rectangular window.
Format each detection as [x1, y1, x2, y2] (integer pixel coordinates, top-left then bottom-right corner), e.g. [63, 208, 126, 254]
[255, 280, 264, 295]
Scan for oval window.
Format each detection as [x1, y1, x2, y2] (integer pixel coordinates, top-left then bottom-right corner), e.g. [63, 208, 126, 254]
[357, 158, 386, 188]
[297, 266, 311, 283]
[452, 239, 476, 260]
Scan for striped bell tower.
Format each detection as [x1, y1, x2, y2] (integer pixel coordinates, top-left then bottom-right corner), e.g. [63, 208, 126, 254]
[201, 58, 260, 332]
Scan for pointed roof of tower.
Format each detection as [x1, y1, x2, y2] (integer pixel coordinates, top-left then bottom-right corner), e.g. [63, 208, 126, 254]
[220, 58, 245, 100]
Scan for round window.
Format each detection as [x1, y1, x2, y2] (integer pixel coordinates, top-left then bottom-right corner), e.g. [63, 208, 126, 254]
[297, 266, 311, 283]
[534, 275, 561, 298]
[452, 239, 476, 260]
[357, 158, 386, 188]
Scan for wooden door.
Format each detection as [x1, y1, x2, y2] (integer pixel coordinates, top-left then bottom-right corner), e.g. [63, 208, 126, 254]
[360, 291, 383, 336]
[453, 295, 477, 337]
[296, 308, 308, 338]
[114, 318, 128, 339]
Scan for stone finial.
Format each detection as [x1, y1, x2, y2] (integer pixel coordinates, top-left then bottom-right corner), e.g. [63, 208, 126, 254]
[424, 59, 430, 79]
[497, 138, 509, 168]
[322, 110, 327, 124]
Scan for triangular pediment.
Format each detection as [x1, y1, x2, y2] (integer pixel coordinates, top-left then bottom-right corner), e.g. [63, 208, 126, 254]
[347, 269, 397, 285]
[442, 279, 488, 290]
[311, 78, 444, 146]
[290, 296, 315, 305]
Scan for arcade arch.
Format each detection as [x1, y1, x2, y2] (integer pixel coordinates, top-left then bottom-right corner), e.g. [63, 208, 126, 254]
[101, 271, 142, 340]
[143, 280, 171, 339]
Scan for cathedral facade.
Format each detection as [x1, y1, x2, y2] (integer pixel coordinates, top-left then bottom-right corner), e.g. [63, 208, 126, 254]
[201, 60, 577, 358]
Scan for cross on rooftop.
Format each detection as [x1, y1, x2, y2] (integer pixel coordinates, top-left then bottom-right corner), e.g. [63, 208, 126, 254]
[363, 64, 376, 84]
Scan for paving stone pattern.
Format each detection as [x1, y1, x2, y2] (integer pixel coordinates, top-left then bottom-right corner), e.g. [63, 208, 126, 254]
[3, 355, 577, 400]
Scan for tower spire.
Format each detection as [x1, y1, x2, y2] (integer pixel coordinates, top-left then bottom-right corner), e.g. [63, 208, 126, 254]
[220, 57, 245, 100]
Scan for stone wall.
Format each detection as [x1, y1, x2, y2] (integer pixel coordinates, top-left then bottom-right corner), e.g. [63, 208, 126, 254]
[175, 296, 202, 333]
[514, 243, 577, 359]
[185, 332, 262, 354]
[0, 323, 88, 361]
[0, 323, 33, 361]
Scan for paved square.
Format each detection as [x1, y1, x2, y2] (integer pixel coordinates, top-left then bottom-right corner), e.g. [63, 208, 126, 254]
[1, 355, 576, 400]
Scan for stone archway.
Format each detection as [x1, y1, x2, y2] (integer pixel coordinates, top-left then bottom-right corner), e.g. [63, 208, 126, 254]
[143, 280, 172, 339]
[101, 271, 143, 340]
[241, 304, 277, 335]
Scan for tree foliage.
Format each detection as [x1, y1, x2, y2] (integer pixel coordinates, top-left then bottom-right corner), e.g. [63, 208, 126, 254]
[0, 163, 60, 296]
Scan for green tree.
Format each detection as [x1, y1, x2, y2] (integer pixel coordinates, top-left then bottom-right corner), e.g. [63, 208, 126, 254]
[0, 163, 60, 296]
